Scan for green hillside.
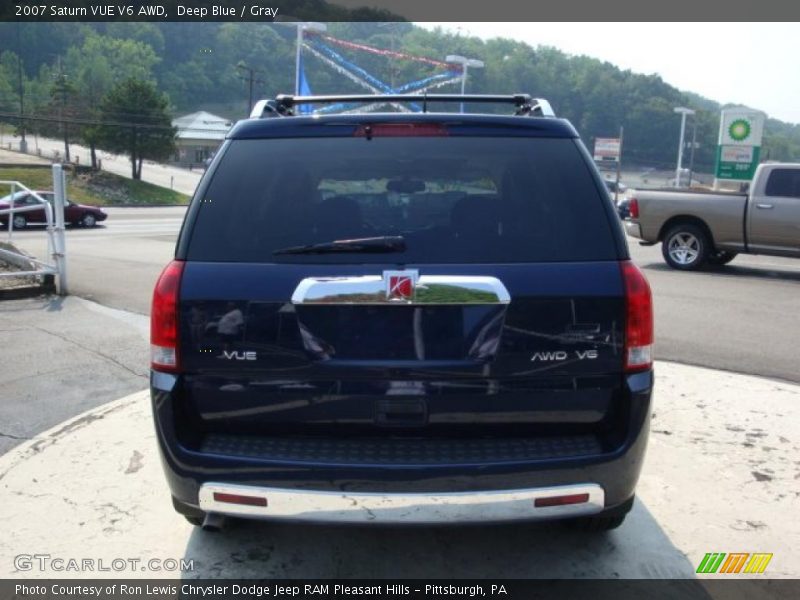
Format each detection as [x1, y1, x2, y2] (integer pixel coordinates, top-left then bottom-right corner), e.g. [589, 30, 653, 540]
[0, 167, 188, 206]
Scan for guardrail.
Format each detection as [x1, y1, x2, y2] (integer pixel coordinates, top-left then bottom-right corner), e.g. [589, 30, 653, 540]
[0, 164, 67, 294]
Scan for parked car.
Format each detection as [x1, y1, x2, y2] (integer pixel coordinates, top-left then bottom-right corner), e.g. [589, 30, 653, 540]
[624, 163, 800, 270]
[151, 93, 653, 532]
[0, 190, 107, 229]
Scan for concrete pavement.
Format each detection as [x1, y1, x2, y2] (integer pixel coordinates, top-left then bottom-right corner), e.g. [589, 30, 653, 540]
[1, 361, 798, 578]
[0, 296, 148, 454]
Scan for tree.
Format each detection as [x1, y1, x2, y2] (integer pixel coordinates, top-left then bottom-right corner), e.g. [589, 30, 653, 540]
[49, 63, 78, 161]
[96, 78, 176, 180]
[0, 52, 20, 113]
[64, 32, 160, 168]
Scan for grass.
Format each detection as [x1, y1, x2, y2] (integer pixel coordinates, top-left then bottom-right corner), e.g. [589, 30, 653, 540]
[0, 166, 189, 206]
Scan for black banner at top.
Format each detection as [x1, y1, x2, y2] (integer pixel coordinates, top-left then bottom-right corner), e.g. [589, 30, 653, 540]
[3, 0, 800, 22]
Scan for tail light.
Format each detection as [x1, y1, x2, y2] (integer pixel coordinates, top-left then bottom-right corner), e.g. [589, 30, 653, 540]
[354, 123, 449, 137]
[628, 198, 639, 219]
[151, 260, 184, 372]
[621, 261, 653, 372]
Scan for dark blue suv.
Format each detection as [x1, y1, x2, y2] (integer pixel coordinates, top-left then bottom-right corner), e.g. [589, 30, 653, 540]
[150, 94, 653, 531]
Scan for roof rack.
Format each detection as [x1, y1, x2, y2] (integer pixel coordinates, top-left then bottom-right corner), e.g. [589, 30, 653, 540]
[249, 94, 555, 119]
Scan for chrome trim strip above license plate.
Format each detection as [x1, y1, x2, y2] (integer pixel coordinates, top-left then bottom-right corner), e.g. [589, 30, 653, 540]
[291, 272, 511, 305]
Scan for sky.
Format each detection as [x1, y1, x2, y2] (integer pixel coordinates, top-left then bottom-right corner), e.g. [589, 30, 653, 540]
[418, 23, 800, 124]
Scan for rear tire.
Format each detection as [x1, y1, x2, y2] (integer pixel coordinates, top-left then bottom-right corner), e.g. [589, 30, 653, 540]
[707, 251, 737, 266]
[662, 223, 709, 271]
[564, 513, 627, 532]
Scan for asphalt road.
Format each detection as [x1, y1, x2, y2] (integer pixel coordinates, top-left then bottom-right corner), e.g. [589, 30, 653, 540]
[8, 207, 800, 382]
[632, 242, 800, 383]
[4, 137, 202, 195]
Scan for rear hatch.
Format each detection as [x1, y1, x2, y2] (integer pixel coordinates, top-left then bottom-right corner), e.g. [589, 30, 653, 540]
[169, 127, 629, 443]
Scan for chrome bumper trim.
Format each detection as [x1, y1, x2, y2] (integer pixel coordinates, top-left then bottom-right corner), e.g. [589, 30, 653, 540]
[198, 483, 604, 524]
[291, 273, 511, 305]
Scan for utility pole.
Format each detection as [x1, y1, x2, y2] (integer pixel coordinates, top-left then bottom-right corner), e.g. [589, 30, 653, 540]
[378, 22, 400, 90]
[16, 23, 27, 153]
[237, 63, 265, 116]
[131, 125, 139, 180]
[388, 27, 396, 89]
[55, 56, 70, 162]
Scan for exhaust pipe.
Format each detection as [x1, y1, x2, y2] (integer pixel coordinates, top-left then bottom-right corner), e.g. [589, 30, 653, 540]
[201, 513, 226, 532]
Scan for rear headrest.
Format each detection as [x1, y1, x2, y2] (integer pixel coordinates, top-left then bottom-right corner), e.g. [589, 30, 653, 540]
[450, 195, 500, 237]
[314, 196, 364, 239]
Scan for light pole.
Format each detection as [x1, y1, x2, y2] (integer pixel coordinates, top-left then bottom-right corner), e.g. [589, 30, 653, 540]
[674, 107, 695, 188]
[377, 22, 401, 90]
[276, 20, 327, 95]
[687, 112, 698, 187]
[445, 55, 484, 113]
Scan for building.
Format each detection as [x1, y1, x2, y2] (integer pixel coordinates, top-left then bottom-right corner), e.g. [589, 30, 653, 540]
[171, 111, 232, 168]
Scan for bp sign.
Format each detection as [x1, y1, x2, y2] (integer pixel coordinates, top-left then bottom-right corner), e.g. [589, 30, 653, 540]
[728, 119, 751, 142]
[714, 108, 766, 181]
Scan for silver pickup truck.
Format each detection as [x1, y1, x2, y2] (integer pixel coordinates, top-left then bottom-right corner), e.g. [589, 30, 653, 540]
[624, 163, 800, 270]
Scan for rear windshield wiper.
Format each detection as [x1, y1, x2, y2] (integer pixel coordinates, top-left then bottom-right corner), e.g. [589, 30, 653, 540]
[273, 236, 406, 256]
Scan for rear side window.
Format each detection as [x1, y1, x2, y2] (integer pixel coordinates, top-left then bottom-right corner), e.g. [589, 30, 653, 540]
[765, 168, 800, 199]
[185, 136, 617, 263]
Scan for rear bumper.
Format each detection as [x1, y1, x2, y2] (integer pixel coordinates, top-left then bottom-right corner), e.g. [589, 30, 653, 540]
[151, 369, 652, 522]
[198, 482, 604, 524]
[624, 220, 643, 239]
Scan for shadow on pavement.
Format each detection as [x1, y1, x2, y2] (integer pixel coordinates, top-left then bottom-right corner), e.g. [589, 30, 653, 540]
[641, 262, 800, 283]
[180, 498, 696, 578]
[44, 296, 65, 312]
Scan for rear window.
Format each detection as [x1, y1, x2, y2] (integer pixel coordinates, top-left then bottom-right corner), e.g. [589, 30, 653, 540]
[765, 168, 800, 198]
[184, 136, 617, 263]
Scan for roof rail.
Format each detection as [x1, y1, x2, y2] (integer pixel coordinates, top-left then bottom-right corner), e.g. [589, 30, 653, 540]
[249, 99, 283, 119]
[521, 98, 556, 118]
[249, 94, 556, 118]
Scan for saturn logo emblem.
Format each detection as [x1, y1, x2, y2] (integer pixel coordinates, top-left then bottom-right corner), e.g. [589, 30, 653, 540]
[385, 270, 418, 301]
